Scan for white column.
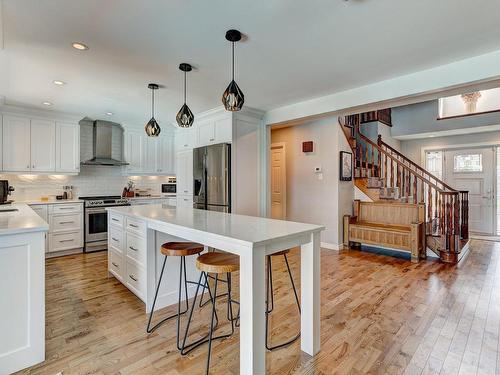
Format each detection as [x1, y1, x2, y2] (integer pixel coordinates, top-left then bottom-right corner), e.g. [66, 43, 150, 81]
[238, 246, 266, 375]
[300, 231, 321, 355]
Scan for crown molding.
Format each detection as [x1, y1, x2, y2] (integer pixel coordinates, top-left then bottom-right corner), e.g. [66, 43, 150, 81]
[0, 103, 83, 123]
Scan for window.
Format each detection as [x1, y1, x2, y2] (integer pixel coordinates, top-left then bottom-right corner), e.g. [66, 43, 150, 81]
[425, 151, 443, 180]
[453, 154, 482, 172]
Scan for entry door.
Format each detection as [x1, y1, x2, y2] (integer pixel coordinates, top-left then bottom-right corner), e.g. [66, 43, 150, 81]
[444, 147, 495, 234]
[270, 143, 286, 219]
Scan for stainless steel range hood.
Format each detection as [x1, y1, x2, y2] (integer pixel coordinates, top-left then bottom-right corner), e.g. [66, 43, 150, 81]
[81, 121, 129, 166]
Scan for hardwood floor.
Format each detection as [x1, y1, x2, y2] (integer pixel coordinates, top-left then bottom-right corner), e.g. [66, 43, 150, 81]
[16, 240, 500, 374]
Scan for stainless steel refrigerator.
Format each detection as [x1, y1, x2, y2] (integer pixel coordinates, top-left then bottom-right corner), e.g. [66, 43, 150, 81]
[193, 143, 231, 212]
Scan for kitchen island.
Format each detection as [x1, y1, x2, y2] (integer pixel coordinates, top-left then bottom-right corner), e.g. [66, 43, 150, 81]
[106, 204, 324, 375]
[0, 204, 49, 374]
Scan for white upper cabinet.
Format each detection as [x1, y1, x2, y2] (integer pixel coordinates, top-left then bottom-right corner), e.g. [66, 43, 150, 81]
[156, 135, 175, 174]
[56, 122, 80, 173]
[1, 114, 79, 174]
[2, 115, 31, 171]
[196, 115, 232, 148]
[124, 130, 145, 174]
[176, 127, 195, 151]
[123, 130, 175, 176]
[30, 119, 56, 172]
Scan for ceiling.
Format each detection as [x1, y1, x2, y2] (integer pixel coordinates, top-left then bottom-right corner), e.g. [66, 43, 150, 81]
[1, 0, 500, 128]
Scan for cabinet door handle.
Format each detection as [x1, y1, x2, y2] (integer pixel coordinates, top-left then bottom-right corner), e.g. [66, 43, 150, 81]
[129, 223, 139, 228]
[184, 144, 188, 147]
[129, 274, 138, 282]
[112, 262, 119, 268]
[26, 165, 30, 169]
[32, 165, 35, 168]
[59, 221, 74, 224]
[112, 218, 119, 222]
[209, 138, 215, 141]
[59, 239, 74, 243]
[112, 237, 119, 242]
[129, 246, 138, 251]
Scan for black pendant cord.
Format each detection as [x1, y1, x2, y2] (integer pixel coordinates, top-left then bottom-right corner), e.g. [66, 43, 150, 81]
[151, 88, 155, 118]
[232, 42, 235, 81]
[184, 70, 187, 104]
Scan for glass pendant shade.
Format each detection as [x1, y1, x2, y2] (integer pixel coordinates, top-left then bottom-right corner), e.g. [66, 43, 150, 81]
[145, 83, 160, 137]
[145, 117, 161, 136]
[176, 103, 194, 127]
[222, 79, 244, 111]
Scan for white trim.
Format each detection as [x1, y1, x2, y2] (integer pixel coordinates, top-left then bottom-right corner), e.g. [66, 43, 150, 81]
[394, 123, 500, 141]
[0, 104, 82, 123]
[321, 242, 344, 251]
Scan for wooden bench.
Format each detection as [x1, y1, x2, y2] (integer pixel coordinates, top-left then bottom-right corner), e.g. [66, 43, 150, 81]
[343, 200, 425, 262]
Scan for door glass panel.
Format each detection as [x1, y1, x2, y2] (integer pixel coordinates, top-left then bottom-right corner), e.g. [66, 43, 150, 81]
[425, 151, 443, 180]
[453, 154, 482, 172]
[88, 212, 107, 234]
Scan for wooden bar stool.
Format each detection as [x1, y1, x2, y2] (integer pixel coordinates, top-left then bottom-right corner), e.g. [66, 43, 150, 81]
[146, 241, 206, 351]
[266, 249, 301, 350]
[181, 252, 239, 375]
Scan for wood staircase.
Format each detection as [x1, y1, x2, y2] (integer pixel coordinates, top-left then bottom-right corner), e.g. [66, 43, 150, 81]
[339, 115, 470, 263]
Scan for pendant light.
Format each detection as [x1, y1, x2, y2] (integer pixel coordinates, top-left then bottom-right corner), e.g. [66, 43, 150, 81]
[222, 29, 244, 111]
[176, 63, 194, 127]
[145, 83, 161, 137]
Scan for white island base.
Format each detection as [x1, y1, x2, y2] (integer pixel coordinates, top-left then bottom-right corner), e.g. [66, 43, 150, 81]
[107, 204, 324, 375]
[0, 204, 48, 374]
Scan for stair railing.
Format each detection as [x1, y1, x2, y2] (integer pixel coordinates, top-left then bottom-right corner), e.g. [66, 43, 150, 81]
[338, 115, 469, 256]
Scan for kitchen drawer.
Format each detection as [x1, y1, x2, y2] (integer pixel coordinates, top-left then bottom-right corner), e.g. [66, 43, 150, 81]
[50, 212, 82, 233]
[177, 194, 193, 208]
[108, 248, 124, 281]
[125, 260, 146, 300]
[126, 232, 146, 266]
[126, 217, 146, 235]
[108, 226, 124, 253]
[109, 212, 124, 228]
[48, 231, 83, 252]
[50, 203, 82, 214]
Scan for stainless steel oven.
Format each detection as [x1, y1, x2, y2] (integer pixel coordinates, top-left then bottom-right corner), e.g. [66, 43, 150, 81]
[80, 196, 129, 252]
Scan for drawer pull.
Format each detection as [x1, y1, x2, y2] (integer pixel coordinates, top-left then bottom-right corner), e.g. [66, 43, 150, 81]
[112, 237, 119, 242]
[129, 224, 139, 228]
[59, 207, 74, 210]
[129, 246, 138, 252]
[112, 218, 120, 222]
[209, 138, 215, 141]
[184, 190, 188, 193]
[59, 239, 74, 243]
[112, 262, 119, 268]
[129, 274, 138, 282]
[59, 221, 75, 224]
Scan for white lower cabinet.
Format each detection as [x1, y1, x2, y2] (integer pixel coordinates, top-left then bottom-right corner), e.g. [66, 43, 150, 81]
[177, 194, 193, 208]
[29, 203, 83, 255]
[108, 212, 146, 301]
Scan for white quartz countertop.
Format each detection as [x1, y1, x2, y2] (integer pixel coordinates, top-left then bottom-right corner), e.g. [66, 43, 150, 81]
[20, 199, 83, 205]
[107, 204, 324, 247]
[0, 204, 49, 235]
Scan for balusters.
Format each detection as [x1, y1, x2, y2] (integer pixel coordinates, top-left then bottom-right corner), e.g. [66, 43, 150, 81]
[413, 175, 417, 204]
[371, 145, 375, 177]
[427, 186, 433, 233]
[390, 158, 394, 187]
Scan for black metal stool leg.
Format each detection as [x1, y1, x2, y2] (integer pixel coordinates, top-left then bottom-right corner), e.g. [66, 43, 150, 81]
[265, 253, 301, 351]
[205, 274, 219, 375]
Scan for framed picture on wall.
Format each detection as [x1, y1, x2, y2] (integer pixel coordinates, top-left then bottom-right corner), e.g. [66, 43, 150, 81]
[340, 151, 353, 181]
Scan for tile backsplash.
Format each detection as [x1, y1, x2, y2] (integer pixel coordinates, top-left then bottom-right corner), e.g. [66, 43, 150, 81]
[1, 166, 174, 201]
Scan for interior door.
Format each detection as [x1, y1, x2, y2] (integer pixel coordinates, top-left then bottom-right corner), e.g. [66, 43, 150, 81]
[444, 147, 495, 234]
[270, 143, 286, 219]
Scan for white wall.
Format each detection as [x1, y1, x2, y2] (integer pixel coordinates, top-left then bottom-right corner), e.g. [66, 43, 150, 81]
[401, 130, 500, 166]
[271, 116, 353, 248]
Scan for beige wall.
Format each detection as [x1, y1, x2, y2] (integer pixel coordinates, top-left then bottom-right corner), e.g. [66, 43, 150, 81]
[271, 116, 353, 248]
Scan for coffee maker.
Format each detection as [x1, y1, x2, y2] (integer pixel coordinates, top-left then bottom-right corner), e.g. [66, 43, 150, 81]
[0, 180, 14, 204]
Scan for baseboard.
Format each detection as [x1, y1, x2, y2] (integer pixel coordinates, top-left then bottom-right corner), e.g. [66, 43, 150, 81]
[321, 242, 345, 252]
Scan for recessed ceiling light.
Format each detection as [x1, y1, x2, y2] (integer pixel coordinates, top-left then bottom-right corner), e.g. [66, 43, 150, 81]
[42, 101, 53, 106]
[105, 112, 113, 116]
[72, 42, 89, 50]
[53, 80, 66, 86]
